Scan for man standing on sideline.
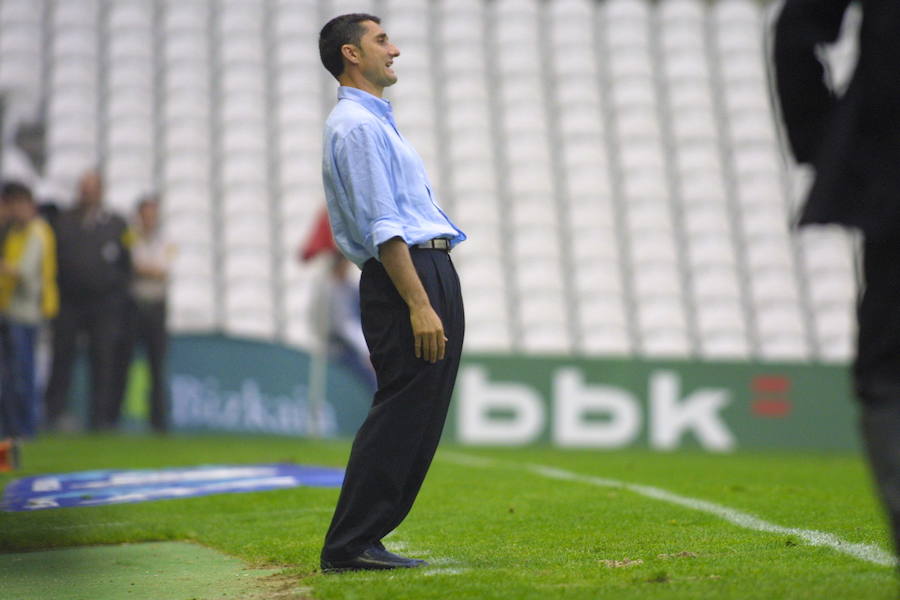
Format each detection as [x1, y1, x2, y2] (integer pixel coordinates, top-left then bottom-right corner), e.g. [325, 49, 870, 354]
[0, 181, 58, 440]
[774, 0, 900, 564]
[44, 170, 131, 431]
[317, 14, 466, 572]
[113, 194, 174, 433]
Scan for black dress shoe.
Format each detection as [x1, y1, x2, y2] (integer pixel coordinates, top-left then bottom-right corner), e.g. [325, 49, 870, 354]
[321, 546, 428, 573]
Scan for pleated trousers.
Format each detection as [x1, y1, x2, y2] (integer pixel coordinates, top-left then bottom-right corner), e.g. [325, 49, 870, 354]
[321, 247, 464, 561]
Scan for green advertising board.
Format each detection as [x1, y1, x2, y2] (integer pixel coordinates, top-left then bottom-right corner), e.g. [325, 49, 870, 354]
[449, 354, 859, 451]
[158, 335, 860, 452]
[166, 335, 371, 437]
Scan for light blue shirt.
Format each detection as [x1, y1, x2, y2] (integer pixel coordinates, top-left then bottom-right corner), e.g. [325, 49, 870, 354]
[322, 86, 466, 268]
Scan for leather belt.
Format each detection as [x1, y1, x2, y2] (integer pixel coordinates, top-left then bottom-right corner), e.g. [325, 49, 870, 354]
[415, 238, 451, 251]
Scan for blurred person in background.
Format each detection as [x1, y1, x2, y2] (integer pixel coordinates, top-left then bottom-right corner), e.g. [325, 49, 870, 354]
[774, 0, 900, 563]
[0, 191, 17, 470]
[113, 194, 174, 433]
[0, 181, 58, 445]
[317, 14, 466, 572]
[44, 170, 131, 432]
[315, 253, 377, 394]
[301, 208, 377, 394]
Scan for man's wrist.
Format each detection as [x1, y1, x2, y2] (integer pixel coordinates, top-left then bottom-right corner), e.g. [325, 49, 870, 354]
[406, 297, 431, 312]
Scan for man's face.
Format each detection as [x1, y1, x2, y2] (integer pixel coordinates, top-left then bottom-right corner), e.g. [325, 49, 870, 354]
[78, 171, 103, 210]
[6, 196, 34, 224]
[351, 20, 400, 90]
[139, 201, 159, 230]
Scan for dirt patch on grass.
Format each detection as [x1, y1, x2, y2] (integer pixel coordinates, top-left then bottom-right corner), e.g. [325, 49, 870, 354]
[245, 573, 314, 600]
[657, 551, 698, 559]
[600, 558, 644, 568]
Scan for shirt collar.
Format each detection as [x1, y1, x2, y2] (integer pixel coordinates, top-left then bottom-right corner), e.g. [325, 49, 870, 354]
[337, 86, 393, 121]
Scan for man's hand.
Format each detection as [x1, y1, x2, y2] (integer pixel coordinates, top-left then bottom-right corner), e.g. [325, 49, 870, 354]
[135, 264, 167, 280]
[379, 237, 447, 363]
[409, 303, 446, 363]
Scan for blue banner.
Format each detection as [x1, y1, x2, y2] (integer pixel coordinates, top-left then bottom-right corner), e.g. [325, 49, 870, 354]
[1, 464, 344, 511]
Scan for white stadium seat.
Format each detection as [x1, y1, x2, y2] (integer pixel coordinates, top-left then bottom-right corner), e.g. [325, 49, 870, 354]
[13, 0, 854, 360]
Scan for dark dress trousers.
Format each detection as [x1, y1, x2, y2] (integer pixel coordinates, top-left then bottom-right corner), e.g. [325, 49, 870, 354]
[774, 0, 900, 557]
[321, 247, 464, 561]
[112, 297, 169, 432]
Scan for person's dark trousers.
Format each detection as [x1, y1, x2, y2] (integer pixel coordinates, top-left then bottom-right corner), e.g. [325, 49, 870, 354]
[44, 296, 126, 431]
[855, 235, 900, 562]
[44, 302, 79, 427]
[110, 298, 137, 428]
[860, 400, 900, 559]
[7, 323, 38, 438]
[139, 300, 169, 432]
[113, 298, 169, 432]
[0, 320, 19, 438]
[321, 248, 465, 562]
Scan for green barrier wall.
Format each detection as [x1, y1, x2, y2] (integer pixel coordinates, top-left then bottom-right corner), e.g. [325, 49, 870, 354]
[449, 354, 858, 451]
[165, 334, 371, 437]
[156, 336, 860, 452]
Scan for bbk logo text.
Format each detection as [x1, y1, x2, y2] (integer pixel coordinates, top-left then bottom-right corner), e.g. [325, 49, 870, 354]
[457, 367, 735, 451]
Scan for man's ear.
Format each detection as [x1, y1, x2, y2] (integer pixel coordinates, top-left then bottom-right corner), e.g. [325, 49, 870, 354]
[340, 44, 360, 66]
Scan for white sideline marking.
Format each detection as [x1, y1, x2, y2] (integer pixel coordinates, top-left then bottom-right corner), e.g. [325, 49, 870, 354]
[439, 452, 898, 568]
[384, 540, 414, 554]
[348, 566, 469, 582]
[351, 539, 468, 578]
[426, 557, 463, 566]
[422, 567, 468, 576]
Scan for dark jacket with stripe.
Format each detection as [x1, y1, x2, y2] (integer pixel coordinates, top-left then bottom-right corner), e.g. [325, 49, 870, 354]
[774, 0, 900, 241]
[54, 208, 131, 305]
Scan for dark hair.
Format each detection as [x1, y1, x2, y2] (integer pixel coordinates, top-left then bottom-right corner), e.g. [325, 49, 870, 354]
[319, 13, 381, 80]
[137, 192, 159, 211]
[1, 181, 33, 202]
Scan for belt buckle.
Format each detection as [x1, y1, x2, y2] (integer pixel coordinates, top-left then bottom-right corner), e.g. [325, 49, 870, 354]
[420, 238, 448, 250]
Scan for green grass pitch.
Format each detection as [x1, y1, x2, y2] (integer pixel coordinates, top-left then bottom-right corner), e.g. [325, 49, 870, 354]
[1, 434, 897, 599]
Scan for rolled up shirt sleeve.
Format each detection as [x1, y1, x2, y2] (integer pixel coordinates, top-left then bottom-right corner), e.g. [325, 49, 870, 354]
[335, 123, 407, 259]
[323, 87, 465, 267]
